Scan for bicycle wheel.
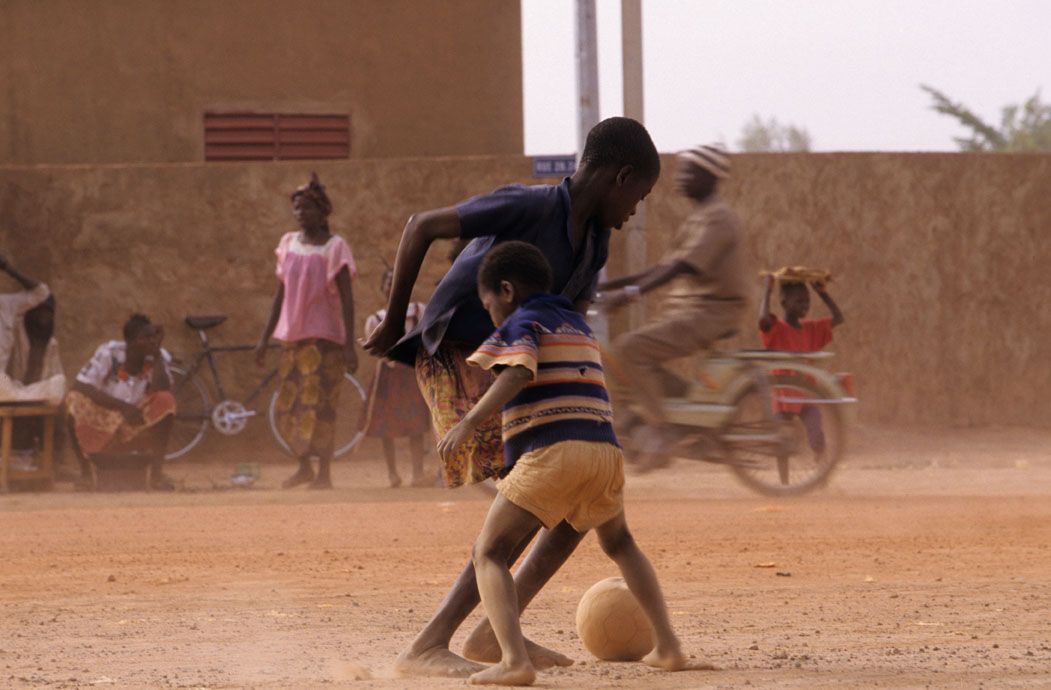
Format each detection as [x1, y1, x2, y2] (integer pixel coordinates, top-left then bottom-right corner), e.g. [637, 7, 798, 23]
[724, 374, 845, 496]
[165, 366, 211, 461]
[267, 371, 368, 459]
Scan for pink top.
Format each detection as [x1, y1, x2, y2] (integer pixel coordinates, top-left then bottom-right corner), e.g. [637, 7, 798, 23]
[273, 232, 358, 344]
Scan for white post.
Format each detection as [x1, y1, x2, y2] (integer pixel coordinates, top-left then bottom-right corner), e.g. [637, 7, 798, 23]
[576, 0, 608, 338]
[575, 0, 600, 155]
[621, 0, 646, 330]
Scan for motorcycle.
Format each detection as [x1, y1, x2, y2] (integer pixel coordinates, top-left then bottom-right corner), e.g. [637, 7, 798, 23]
[594, 316, 857, 496]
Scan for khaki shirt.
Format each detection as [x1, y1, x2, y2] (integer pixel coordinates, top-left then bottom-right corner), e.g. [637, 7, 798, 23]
[663, 197, 748, 315]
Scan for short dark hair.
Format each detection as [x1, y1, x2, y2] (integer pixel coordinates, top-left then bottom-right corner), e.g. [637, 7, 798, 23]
[478, 241, 553, 298]
[580, 117, 660, 180]
[123, 313, 152, 341]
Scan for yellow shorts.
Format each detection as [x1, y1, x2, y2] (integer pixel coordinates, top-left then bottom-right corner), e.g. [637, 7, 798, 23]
[497, 441, 625, 533]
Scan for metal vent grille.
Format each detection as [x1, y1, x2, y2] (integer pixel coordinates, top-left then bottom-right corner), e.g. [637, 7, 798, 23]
[204, 113, 350, 161]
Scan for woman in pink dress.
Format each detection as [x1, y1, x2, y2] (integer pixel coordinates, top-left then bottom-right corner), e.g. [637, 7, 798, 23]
[256, 173, 358, 489]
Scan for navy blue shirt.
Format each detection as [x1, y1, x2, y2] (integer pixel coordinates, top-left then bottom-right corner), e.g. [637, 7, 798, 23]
[388, 178, 610, 364]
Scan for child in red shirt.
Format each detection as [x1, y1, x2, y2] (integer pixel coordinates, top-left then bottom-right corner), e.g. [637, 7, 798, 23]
[758, 274, 845, 454]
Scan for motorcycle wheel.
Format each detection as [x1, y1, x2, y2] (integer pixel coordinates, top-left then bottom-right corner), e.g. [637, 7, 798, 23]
[724, 374, 846, 496]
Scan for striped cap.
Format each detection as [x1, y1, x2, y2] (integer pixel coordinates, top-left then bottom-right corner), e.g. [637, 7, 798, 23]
[678, 144, 731, 179]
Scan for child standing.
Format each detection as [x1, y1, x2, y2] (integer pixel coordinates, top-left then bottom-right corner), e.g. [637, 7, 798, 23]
[438, 242, 703, 686]
[362, 269, 431, 487]
[758, 271, 845, 453]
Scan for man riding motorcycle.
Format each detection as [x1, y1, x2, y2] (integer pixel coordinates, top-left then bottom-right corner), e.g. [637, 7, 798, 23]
[599, 145, 749, 470]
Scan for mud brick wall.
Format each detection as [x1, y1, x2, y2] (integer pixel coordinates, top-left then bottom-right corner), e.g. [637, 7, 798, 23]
[2, 153, 1049, 428]
[0, 0, 523, 164]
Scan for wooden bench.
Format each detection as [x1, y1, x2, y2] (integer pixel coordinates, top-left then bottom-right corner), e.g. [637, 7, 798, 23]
[0, 403, 58, 492]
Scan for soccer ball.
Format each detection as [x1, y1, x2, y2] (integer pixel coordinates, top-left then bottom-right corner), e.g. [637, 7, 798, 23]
[575, 577, 655, 661]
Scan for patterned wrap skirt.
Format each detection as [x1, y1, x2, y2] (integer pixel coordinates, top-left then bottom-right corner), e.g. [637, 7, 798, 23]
[274, 339, 345, 459]
[415, 341, 502, 488]
[65, 389, 176, 456]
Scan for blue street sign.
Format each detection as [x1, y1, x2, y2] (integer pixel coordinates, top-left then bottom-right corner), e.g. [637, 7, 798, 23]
[532, 156, 577, 178]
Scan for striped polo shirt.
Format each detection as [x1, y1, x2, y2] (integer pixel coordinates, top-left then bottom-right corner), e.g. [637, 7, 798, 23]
[467, 293, 618, 475]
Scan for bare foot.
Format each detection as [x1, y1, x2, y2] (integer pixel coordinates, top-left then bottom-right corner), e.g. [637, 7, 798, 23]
[462, 625, 573, 670]
[643, 646, 718, 671]
[394, 645, 485, 678]
[468, 661, 536, 686]
[308, 475, 333, 490]
[282, 465, 314, 489]
[389, 472, 403, 488]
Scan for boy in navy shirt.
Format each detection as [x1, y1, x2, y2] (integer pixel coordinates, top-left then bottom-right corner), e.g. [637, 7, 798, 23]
[363, 118, 660, 677]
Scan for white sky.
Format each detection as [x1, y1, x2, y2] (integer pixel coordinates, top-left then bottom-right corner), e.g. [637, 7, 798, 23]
[521, 0, 1051, 153]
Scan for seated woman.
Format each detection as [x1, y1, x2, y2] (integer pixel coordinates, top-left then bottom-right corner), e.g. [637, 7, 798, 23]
[0, 254, 64, 403]
[65, 314, 177, 490]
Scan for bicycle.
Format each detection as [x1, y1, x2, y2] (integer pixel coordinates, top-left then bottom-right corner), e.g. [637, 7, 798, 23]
[164, 315, 367, 461]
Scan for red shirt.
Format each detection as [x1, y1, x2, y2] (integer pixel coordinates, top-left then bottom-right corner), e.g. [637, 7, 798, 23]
[761, 316, 833, 353]
[760, 316, 833, 413]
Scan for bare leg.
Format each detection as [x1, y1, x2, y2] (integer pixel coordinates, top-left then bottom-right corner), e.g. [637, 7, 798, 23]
[395, 520, 576, 676]
[144, 416, 175, 491]
[308, 455, 333, 489]
[468, 495, 542, 686]
[64, 415, 94, 488]
[383, 437, 402, 487]
[409, 434, 428, 486]
[309, 435, 334, 489]
[595, 511, 715, 672]
[395, 521, 537, 677]
[799, 406, 826, 453]
[462, 522, 581, 667]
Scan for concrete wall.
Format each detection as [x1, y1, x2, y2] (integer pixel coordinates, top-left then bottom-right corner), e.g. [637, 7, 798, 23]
[2, 153, 1049, 428]
[0, 0, 523, 164]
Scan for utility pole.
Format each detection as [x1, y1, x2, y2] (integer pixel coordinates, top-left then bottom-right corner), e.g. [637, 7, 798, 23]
[621, 0, 646, 330]
[575, 0, 600, 155]
[575, 0, 607, 337]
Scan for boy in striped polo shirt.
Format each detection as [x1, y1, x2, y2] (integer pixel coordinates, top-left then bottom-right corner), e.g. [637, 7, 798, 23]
[438, 241, 701, 686]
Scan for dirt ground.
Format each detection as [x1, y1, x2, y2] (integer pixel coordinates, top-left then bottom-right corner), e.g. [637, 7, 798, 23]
[2, 426, 1050, 689]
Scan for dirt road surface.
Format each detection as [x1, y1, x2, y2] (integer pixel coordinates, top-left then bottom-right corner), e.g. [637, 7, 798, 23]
[2, 426, 1050, 689]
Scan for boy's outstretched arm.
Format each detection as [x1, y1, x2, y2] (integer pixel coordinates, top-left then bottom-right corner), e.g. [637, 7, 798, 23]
[812, 282, 845, 327]
[362, 208, 461, 356]
[758, 274, 776, 332]
[438, 365, 532, 461]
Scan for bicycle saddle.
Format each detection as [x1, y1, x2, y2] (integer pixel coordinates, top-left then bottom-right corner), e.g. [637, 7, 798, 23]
[185, 314, 227, 330]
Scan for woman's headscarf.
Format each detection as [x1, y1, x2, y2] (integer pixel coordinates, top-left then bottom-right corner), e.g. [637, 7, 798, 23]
[291, 172, 333, 216]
